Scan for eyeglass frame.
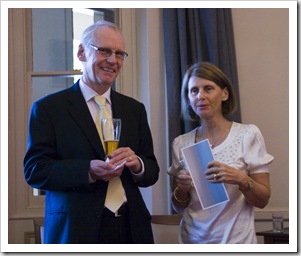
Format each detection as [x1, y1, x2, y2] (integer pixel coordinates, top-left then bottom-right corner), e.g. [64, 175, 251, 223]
[89, 44, 128, 60]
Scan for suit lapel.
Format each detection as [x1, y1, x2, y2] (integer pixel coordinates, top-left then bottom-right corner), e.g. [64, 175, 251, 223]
[67, 83, 106, 159]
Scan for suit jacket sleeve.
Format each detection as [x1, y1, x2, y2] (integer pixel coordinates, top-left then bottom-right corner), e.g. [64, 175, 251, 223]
[111, 91, 160, 187]
[24, 85, 104, 191]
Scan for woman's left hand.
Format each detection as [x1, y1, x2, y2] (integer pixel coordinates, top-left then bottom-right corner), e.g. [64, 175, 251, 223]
[205, 161, 271, 208]
[205, 160, 244, 184]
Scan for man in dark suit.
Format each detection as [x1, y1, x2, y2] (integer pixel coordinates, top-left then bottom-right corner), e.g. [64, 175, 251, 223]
[24, 20, 160, 244]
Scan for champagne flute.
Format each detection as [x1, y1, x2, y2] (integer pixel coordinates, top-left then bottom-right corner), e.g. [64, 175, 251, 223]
[101, 118, 121, 158]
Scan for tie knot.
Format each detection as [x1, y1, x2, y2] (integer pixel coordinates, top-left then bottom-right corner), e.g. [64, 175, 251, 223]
[94, 95, 106, 107]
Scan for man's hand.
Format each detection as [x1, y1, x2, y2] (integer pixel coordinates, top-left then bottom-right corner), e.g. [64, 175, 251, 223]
[110, 147, 142, 174]
[89, 159, 124, 182]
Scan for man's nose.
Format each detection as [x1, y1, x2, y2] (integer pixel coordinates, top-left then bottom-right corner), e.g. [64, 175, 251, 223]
[106, 53, 118, 63]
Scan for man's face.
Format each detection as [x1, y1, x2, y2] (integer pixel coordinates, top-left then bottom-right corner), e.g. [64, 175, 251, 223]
[79, 26, 126, 93]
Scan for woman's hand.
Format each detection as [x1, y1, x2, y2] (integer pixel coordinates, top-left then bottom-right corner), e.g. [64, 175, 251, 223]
[205, 160, 271, 208]
[175, 170, 193, 194]
[172, 170, 193, 208]
[205, 160, 245, 185]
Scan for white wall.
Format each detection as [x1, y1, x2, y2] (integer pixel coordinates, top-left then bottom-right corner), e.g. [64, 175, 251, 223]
[232, 8, 289, 211]
[135, 9, 170, 214]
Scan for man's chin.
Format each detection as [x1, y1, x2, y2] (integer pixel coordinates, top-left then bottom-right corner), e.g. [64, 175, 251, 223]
[97, 78, 115, 88]
[99, 73, 117, 84]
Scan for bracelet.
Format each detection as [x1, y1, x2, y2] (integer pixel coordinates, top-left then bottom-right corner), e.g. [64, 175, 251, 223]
[173, 187, 190, 203]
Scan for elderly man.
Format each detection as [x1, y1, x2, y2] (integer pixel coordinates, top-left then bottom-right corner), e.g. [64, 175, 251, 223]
[24, 20, 159, 244]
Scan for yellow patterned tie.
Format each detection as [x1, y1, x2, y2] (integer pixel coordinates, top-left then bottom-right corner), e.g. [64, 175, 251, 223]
[94, 95, 125, 213]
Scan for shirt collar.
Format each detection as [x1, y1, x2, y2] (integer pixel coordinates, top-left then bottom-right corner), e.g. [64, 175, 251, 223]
[79, 78, 112, 104]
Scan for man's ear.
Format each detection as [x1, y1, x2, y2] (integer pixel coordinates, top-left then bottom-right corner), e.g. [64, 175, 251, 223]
[77, 44, 86, 61]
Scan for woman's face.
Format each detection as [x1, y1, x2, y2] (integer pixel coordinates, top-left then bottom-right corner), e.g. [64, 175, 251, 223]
[188, 76, 229, 120]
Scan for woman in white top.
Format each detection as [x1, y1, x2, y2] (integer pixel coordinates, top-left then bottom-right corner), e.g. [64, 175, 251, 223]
[169, 62, 274, 244]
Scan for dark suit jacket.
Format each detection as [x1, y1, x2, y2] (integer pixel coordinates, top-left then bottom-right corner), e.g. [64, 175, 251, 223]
[24, 81, 160, 244]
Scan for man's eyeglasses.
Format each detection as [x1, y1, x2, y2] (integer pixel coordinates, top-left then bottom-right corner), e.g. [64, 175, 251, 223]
[90, 44, 128, 60]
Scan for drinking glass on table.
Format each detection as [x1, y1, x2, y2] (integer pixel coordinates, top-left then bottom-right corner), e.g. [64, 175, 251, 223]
[101, 118, 121, 158]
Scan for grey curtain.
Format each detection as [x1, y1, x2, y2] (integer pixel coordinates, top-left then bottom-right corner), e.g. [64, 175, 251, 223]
[163, 8, 241, 163]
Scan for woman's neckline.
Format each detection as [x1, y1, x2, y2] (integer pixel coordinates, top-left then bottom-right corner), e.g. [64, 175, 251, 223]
[195, 121, 233, 148]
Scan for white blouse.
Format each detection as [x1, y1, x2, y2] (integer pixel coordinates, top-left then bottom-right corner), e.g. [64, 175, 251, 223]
[169, 122, 274, 244]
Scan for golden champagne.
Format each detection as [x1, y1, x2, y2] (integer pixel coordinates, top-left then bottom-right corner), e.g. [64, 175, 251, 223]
[104, 140, 119, 156]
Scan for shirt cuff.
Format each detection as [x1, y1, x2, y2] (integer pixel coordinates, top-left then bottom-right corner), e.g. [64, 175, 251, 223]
[88, 171, 96, 183]
[130, 156, 145, 179]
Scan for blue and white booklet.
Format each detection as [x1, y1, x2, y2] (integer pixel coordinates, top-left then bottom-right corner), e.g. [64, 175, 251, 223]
[181, 139, 229, 210]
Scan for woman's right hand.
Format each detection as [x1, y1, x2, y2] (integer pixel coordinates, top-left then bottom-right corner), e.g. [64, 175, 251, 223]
[175, 170, 193, 194]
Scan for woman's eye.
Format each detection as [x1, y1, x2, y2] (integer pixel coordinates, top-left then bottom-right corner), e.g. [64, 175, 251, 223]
[190, 88, 198, 95]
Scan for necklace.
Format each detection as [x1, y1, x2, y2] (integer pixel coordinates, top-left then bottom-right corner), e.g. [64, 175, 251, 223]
[196, 121, 232, 148]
